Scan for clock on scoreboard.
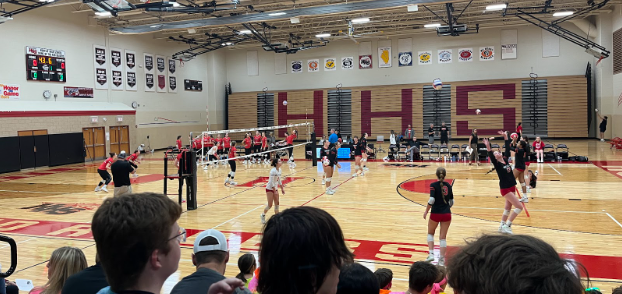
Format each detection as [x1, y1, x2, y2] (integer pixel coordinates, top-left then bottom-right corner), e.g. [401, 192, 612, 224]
[25, 46, 66, 82]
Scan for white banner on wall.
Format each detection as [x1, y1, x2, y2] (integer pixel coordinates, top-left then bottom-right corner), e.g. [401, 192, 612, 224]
[378, 47, 392, 68]
[341, 57, 354, 70]
[308, 59, 320, 72]
[291, 60, 303, 73]
[0, 84, 20, 100]
[418, 51, 432, 65]
[93, 45, 108, 90]
[156, 55, 167, 93]
[111, 70, 123, 90]
[438, 49, 452, 64]
[275, 53, 287, 75]
[144, 53, 155, 92]
[458, 48, 473, 62]
[398, 52, 412, 66]
[168, 58, 177, 93]
[480, 47, 495, 61]
[247, 51, 259, 76]
[501, 30, 518, 60]
[125, 50, 137, 91]
[324, 58, 337, 71]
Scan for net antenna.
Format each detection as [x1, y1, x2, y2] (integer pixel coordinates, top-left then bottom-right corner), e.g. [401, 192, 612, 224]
[190, 122, 313, 167]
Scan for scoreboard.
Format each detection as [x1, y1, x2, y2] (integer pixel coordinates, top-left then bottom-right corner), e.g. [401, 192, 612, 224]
[26, 46, 66, 82]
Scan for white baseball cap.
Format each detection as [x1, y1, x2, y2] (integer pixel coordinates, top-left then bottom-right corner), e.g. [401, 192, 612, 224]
[193, 229, 228, 253]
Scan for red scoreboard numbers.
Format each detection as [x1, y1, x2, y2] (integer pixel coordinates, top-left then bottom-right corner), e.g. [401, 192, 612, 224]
[26, 46, 67, 83]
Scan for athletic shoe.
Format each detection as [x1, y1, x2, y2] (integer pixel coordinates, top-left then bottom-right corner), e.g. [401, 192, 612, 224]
[101, 186, 109, 193]
[383, 156, 389, 162]
[230, 181, 237, 186]
[425, 253, 434, 262]
[360, 172, 365, 176]
[535, 171, 539, 176]
[260, 214, 266, 224]
[519, 196, 529, 203]
[133, 174, 138, 178]
[498, 223, 504, 233]
[326, 188, 335, 195]
[363, 167, 369, 171]
[438, 257, 445, 266]
[225, 178, 230, 184]
[352, 173, 358, 177]
[500, 224, 513, 234]
[204, 165, 209, 170]
[94, 187, 101, 192]
[526, 186, 531, 193]
[322, 179, 326, 185]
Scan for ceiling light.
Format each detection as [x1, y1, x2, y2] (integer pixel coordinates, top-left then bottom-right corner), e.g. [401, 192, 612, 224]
[268, 12, 286, 16]
[315, 33, 331, 38]
[424, 23, 441, 28]
[238, 30, 251, 34]
[351, 17, 370, 24]
[407, 4, 418, 12]
[172, 2, 180, 7]
[95, 11, 112, 17]
[150, 25, 159, 28]
[485, 3, 507, 11]
[221, 42, 233, 46]
[290, 17, 300, 24]
[553, 11, 574, 17]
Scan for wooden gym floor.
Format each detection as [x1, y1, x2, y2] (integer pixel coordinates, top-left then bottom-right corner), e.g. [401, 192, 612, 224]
[1, 139, 622, 293]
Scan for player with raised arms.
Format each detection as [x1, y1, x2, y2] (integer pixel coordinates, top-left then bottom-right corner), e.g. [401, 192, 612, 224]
[260, 158, 285, 224]
[423, 167, 453, 266]
[324, 141, 342, 195]
[513, 136, 530, 203]
[483, 136, 522, 234]
[351, 136, 364, 177]
[285, 127, 298, 166]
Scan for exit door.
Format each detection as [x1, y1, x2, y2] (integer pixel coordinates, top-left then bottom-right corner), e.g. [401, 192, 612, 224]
[83, 127, 106, 161]
[110, 126, 130, 155]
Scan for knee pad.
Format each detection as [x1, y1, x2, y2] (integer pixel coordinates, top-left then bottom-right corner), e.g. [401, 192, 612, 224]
[325, 177, 332, 183]
[427, 234, 434, 242]
[503, 210, 511, 216]
[524, 175, 529, 180]
[354, 165, 360, 171]
[513, 207, 523, 214]
[265, 203, 272, 210]
[274, 205, 279, 211]
[440, 239, 447, 248]
[521, 182, 526, 187]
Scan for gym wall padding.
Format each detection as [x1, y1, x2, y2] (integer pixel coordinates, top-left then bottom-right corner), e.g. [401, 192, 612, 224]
[0, 137, 21, 173]
[49, 133, 85, 166]
[228, 75, 588, 139]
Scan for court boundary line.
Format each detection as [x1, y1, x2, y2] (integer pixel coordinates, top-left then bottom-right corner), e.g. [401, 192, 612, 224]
[300, 176, 355, 206]
[547, 163, 563, 176]
[604, 210, 622, 229]
[212, 205, 264, 229]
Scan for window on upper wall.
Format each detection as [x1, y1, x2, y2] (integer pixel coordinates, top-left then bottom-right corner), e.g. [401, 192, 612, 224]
[614, 27, 622, 75]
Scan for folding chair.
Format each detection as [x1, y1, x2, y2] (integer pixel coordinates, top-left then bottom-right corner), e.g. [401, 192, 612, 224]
[450, 144, 461, 160]
[439, 144, 450, 160]
[397, 144, 408, 161]
[420, 144, 430, 159]
[376, 136, 385, 153]
[461, 144, 470, 160]
[428, 144, 440, 160]
[556, 144, 569, 160]
[367, 143, 376, 159]
[544, 144, 556, 162]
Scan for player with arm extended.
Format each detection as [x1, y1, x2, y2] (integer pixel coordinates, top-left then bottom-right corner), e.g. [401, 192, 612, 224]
[483, 137, 522, 235]
[423, 167, 453, 266]
[260, 158, 286, 224]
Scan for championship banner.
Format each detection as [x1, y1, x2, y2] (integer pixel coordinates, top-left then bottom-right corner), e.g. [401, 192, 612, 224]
[458, 48, 473, 62]
[378, 47, 392, 68]
[168, 58, 177, 93]
[502, 44, 517, 60]
[398, 52, 412, 67]
[64, 87, 94, 98]
[156, 55, 167, 93]
[308, 59, 320, 72]
[359, 55, 372, 69]
[480, 47, 495, 61]
[324, 58, 336, 71]
[291, 60, 302, 73]
[93, 45, 108, 90]
[501, 29, 518, 60]
[438, 49, 452, 64]
[0, 84, 20, 100]
[110, 48, 123, 71]
[111, 70, 123, 90]
[125, 50, 137, 91]
[341, 57, 354, 70]
[144, 53, 155, 92]
[418, 51, 432, 65]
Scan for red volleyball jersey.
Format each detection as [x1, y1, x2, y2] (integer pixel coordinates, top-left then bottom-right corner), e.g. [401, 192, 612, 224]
[98, 158, 114, 170]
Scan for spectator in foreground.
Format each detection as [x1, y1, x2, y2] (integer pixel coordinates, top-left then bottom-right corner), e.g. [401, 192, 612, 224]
[171, 229, 251, 294]
[61, 254, 108, 294]
[447, 234, 587, 294]
[374, 268, 393, 294]
[430, 266, 447, 294]
[258, 206, 354, 294]
[30, 247, 88, 294]
[336, 263, 379, 294]
[235, 254, 257, 289]
[92, 193, 245, 294]
[404, 261, 438, 294]
[110, 152, 135, 197]
[612, 286, 622, 294]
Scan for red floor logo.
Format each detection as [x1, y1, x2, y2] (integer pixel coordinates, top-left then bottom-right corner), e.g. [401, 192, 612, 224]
[237, 176, 304, 187]
[398, 179, 455, 193]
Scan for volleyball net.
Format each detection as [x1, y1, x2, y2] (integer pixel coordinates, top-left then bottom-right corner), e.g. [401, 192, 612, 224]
[188, 122, 314, 166]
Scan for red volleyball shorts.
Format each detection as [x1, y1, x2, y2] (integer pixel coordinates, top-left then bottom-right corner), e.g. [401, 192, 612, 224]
[430, 213, 452, 222]
[500, 187, 515, 196]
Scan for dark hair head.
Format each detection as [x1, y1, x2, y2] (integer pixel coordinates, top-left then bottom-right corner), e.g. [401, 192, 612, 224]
[231, 141, 236, 147]
[271, 158, 280, 167]
[285, 131, 289, 136]
[177, 135, 182, 140]
[435, 265, 447, 283]
[336, 263, 379, 294]
[134, 150, 139, 154]
[523, 135, 529, 143]
[258, 206, 354, 294]
[109, 152, 116, 158]
[519, 140, 528, 150]
[374, 268, 393, 289]
[235, 253, 256, 283]
[92, 193, 182, 292]
[605, 116, 608, 119]
[518, 122, 522, 126]
[447, 234, 586, 294]
[612, 286, 622, 294]
[409, 261, 438, 292]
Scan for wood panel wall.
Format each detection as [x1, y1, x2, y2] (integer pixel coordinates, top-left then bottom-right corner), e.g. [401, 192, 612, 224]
[228, 75, 588, 140]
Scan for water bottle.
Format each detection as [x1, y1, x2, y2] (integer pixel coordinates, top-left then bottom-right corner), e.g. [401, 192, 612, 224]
[557, 156, 562, 163]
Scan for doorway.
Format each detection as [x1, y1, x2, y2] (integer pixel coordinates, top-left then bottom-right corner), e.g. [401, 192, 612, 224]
[18, 129, 49, 169]
[110, 126, 130, 155]
[83, 127, 106, 161]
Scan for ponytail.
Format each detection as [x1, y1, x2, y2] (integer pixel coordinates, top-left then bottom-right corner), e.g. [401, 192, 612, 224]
[236, 272, 247, 283]
[436, 167, 448, 204]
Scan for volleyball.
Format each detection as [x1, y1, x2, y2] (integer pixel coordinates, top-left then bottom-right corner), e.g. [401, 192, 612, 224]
[476, 109, 481, 115]
[433, 78, 443, 90]
[511, 133, 519, 140]
[283, 100, 288, 106]
[595, 108, 598, 112]
[322, 156, 330, 166]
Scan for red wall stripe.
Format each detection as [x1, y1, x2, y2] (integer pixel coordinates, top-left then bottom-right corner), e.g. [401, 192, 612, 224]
[0, 110, 136, 118]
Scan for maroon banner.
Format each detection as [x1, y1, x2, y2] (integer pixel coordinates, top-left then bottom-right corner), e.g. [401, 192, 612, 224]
[64, 87, 94, 98]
